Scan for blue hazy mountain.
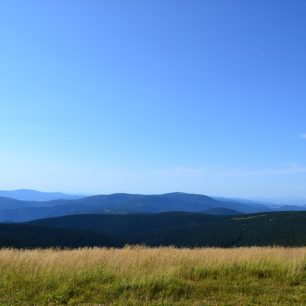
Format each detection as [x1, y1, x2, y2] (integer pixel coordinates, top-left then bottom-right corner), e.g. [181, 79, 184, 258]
[0, 189, 84, 201]
[201, 207, 241, 215]
[0, 192, 305, 223]
[251, 196, 306, 207]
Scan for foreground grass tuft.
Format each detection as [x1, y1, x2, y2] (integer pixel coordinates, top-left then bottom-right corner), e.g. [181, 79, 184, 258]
[0, 247, 305, 305]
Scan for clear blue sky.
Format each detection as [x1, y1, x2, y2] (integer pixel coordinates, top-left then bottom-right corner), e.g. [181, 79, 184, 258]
[0, 1, 305, 197]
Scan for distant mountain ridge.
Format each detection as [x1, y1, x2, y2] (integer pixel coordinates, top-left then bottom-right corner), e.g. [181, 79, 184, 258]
[0, 191, 305, 223]
[0, 189, 84, 201]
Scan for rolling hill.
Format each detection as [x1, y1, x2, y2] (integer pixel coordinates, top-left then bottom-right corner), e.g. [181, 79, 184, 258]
[0, 223, 123, 248]
[0, 192, 305, 222]
[0, 211, 304, 248]
[29, 211, 306, 247]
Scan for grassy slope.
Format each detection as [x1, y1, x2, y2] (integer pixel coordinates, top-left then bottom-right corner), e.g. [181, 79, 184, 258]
[0, 247, 305, 305]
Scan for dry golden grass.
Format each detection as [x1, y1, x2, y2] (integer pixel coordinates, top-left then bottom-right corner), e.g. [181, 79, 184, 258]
[0, 246, 305, 305]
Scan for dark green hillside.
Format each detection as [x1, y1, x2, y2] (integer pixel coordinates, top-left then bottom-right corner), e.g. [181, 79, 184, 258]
[0, 211, 304, 248]
[31, 212, 224, 244]
[0, 223, 123, 248]
[230, 212, 306, 246]
[29, 211, 306, 247]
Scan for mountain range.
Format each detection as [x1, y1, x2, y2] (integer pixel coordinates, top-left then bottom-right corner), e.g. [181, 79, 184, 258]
[0, 189, 84, 201]
[0, 190, 305, 222]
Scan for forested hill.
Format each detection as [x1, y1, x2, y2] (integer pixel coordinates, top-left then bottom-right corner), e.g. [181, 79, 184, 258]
[0, 223, 124, 248]
[0, 211, 305, 248]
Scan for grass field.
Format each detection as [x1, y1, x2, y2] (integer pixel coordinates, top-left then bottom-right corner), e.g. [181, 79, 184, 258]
[0, 247, 305, 305]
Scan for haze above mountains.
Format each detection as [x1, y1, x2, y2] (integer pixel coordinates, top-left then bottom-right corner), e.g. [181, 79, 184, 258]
[0, 189, 305, 223]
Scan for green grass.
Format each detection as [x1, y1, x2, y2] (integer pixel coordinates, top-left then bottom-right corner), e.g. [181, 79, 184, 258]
[0, 247, 305, 305]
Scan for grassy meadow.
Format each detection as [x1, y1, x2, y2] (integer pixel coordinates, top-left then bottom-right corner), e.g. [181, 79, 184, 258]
[0, 247, 305, 305]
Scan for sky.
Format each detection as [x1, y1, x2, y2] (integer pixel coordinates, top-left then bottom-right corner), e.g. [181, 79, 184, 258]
[0, 0, 306, 197]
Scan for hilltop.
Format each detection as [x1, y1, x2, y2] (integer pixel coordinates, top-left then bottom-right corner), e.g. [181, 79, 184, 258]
[0, 191, 304, 222]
